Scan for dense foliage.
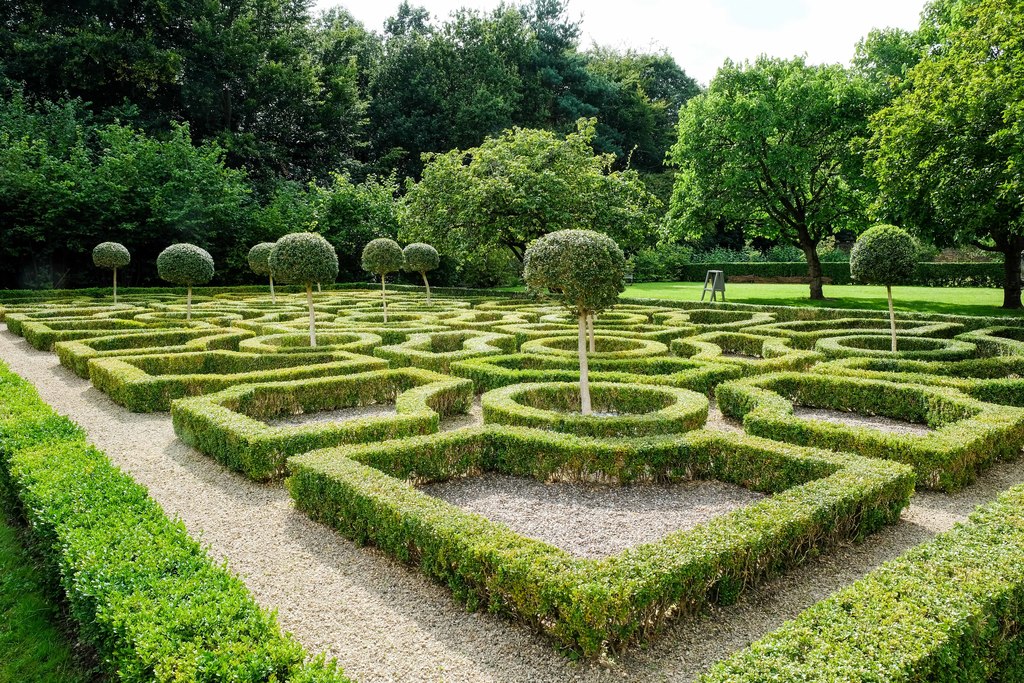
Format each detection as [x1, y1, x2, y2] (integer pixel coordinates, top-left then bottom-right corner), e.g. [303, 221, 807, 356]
[361, 238, 405, 277]
[270, 233, 339, 287]
[92, 242, 131, 270]
[247, 243, 275, 277]
[851, 225, 918, 287]
[156, 244, 215, 286]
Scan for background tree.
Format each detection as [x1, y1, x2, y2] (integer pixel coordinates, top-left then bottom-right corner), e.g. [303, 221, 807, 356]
[850, 224, 918, 350]
[270, 233, 339, 346]
[869, 0, 1024, 308]
[522, 229, 626, 415]
[401, 118, 660, 284]
[403, 243, 440, 303]
[247, 242, 276, 302]
[92, 242, 130, 304]
[361, 238, 405, 322]
[665, 56, 874, 299]
[156, 244, 215, 320]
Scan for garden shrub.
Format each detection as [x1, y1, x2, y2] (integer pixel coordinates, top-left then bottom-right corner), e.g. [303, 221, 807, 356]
[716, 372, 1024, 490]
[850, 224, 919, 351]
[361, 238, 404, 322]
[156, 244, 216, 321]
[373, 330, 517, 373]
[287, 426, 914, 657]
[671, 332, 822, 374]
[92, 241, 131, 304]
[270, 233, 340, 347]
[171, 368, 473, 479]
[699, 483, 1024, 682]
[402, 242, 440, 304]
[814, 334, 977, 361]
[88, 350, 386, 412]
[248, 242, 277, 303]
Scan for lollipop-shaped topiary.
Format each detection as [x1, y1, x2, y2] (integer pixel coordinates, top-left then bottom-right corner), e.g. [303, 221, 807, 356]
[851, 224, 918, 352]
[361, 238, 405, 322]
[156, 243, 215, 320]
[402, 242, 440, 304]
[248, 242, 277, 303]
[92, 242, 131, 304]
[523, 229, 626, 414]
[270, 232, 339, 346]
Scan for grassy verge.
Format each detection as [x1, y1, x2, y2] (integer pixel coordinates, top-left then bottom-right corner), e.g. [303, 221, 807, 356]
[0, 510, 95, 683]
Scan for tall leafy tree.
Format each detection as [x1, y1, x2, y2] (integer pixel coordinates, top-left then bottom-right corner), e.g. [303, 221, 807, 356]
[666, 56, 874, 299]
[869, 0, 1024, 308]
[401, 118, 660, 278]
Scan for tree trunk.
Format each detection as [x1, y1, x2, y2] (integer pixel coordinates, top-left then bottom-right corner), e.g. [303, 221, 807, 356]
[800, 241, 825, 300]
[307, 284, 317, 347]
[113, 268, 118, 305]
[421, 271, 431, 304]
[578, 314, 592, 415]
[186, 286, 192, 321]
[1002, 247, 1023, 309]
[887, 285, 897, 352]
[381, 275, 388, 323]
[317, 282, 321, 293]
[587, 312, 595, 353]
[269, 275, 276, 304]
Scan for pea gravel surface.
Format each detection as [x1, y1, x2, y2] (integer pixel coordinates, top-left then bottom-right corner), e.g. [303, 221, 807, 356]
[3, 328, 1024, 682]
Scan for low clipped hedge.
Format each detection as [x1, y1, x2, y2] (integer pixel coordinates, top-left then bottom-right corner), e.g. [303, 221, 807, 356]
[520, 334, 668, 359]
[450, 353, 742, 393]
[743, 317, 964, 349]
[814, 334, 978, 361]
[17, 317, 169, 351]
[958, 325, 1024, 356]
[671, 332, 822, 375]
[481, 381, 708, 437]
[813, 355, 1024, 407]
[55, 327, 253, 378]
[716, 372, 1024, 491]
[494, 321, 696, 346]
[373, 330, 517, 373]
[652, 308, 774, 330]
[172, 368, 473, 480]
[239, 331, 383, 355]
[89, 350, 387, 412]
[699, 483, 1024, 682]
[287, 426, 915, 657]
[0, 361, 348, 682]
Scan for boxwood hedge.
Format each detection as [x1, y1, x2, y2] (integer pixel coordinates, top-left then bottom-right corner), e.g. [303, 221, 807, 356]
[671, 332, 822, 375]
[373, 330, 517, 373]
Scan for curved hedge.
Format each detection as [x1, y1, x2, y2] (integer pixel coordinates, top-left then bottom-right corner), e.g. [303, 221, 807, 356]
[814, 334, 977, 361]
[521, 335, 668, 359]
[671, 332, 821, 375]
[239, 332, 383, 356]
[373, 330, 516, 373]
[481, 381, 708, 437]
[743, 317, 964, 349]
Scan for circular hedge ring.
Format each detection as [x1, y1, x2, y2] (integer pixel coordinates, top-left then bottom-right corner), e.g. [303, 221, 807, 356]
[537, 311, 650, 327]
[815, 335, 977, 361]
[238, 332, 383, 355]
[481, 381, 708, 437]
[521, 335, 667, 359]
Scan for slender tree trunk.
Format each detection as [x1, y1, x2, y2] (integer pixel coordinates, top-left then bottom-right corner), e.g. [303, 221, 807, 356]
[587, 312, 595, 353]
[421, 272, 432, 304]
[887, 285, 897, 352]
[381, 275, 388, 323]
[317, 282, 321, 293]
[578, 314, 592, 415]
[306, 283, 317, 347]
[269, 275, 276, 304]
[1002, 247, 1023, 309]
[112, 268, 118, 305]
[186, 286, 192, 321]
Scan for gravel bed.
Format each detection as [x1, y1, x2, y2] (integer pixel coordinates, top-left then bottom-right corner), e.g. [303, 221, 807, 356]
[793, 406, 933, 436]
[3, 328, 1024, 682]
[421, 474, 765, 558]
[705, 401, 744, 433]
[263, 404, 397, 427]
[439, 396, 483, 432]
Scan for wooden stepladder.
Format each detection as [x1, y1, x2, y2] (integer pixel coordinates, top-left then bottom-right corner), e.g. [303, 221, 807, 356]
[701, 270, 726, 302]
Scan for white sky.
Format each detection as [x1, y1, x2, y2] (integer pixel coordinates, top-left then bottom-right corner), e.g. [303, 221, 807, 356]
[311, 0, 926, 84]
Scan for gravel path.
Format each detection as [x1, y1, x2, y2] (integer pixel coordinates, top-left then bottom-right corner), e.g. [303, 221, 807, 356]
[793, 407, 933, 436]
[422, 474, 765, 558]
[3, 328, 1024, 682]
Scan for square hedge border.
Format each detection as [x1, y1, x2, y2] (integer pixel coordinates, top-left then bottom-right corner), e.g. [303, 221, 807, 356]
[286, 425, 915, 658]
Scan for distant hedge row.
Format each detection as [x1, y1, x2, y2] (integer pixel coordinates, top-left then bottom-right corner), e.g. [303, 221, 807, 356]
[634, 261, 1003, 287]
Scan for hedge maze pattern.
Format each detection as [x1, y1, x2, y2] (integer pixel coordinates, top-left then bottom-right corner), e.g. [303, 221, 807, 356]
[4, 286, 1024, 673]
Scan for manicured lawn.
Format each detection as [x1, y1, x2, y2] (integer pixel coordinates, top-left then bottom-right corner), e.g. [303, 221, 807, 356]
[0, 510, 95, 683]
[622, 281, 1024, 318]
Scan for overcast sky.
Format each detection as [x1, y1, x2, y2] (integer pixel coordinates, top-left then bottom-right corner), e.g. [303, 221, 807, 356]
[310, 0, 926, 84]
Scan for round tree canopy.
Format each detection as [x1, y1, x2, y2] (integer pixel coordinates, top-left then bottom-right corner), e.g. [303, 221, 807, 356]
[850, 224, 918, 286]
[362, 238, 405, 276]
[403, 242, 440, 274]
[523, 229, 626, 315]
[247, 242, 275, 277]
[156, 243, 215, 286]
[92, 242, 131, 270]
[270, 232, 339, 285]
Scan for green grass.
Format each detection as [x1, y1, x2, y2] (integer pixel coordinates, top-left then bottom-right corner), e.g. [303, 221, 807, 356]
[0, 509, 96, 683]
[621, 282, 1024, 318]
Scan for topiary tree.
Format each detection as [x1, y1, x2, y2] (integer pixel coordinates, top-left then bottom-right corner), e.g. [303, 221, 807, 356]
[850, 224, 918, 351]
[156, 243, 215, 320]
[402, 242, 440, 304]
[361, 238, 404, 322]
[247, 242, 277, 303]
[270, 232, 339, 346]
[92, 242, 130, 304]
[523, 229, 626, 414]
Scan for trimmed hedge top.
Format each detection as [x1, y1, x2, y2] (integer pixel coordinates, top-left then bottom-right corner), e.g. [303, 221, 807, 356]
[850, 224, 918, 286]
[157, 243, 215, 286]
[271, 233, 339, 285]
[402, 242, 440, 274]
[92, 241, 131, 269]
[248, 242, 275, 276]
[361, 238, 405, 276]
